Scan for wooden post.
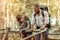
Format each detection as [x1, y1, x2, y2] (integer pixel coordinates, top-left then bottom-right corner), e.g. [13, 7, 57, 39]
[22, 28, 47, 40]
[2, 27, 10, 40]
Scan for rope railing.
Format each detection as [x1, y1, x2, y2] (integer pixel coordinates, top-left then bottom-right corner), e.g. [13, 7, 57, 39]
[22, 28, 47, 40]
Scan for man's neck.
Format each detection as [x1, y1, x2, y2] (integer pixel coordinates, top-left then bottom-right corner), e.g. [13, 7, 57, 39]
[19, 21, 25, 24]
[36, 11, 40, 16]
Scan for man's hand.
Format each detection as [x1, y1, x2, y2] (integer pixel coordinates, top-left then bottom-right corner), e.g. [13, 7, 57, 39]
[40, 26, 45, 30]
[19, 30, 22, 34]
[29, 29, 33, 32]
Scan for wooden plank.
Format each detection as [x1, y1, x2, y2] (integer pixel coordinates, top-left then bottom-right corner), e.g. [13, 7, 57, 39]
[22, 28, 47, 40]
[2, 28, 10, 40]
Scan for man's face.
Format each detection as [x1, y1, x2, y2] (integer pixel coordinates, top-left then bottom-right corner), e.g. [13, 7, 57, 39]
[34, 6, 40, 13]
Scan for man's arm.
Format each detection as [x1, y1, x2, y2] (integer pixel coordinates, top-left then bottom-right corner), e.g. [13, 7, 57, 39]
[29, 13, 35, 31]
[44, 11, 49, 27]
[41, 11, 49, 29]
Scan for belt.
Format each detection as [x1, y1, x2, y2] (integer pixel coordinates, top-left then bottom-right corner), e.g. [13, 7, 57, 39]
[36, 26, 41, 29]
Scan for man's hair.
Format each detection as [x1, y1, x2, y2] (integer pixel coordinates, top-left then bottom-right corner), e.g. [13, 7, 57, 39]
[34, 4, 40, 8]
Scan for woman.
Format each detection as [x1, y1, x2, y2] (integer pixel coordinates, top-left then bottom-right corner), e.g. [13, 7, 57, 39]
[16, 13, 32, 40]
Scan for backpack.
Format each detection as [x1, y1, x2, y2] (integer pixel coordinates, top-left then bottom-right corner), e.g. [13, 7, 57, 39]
[22, 16, 32, 34]
[34, 5, 51, 28]
[25, 16, 31, 29]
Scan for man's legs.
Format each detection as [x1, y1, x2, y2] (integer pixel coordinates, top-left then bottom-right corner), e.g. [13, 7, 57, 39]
[35, 26, 41, 40]
[45, 28, 49, 40]
[35, 34, 41, 40]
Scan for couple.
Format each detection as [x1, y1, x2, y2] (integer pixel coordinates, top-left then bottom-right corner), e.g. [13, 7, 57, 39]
[16, 4, 50, 40]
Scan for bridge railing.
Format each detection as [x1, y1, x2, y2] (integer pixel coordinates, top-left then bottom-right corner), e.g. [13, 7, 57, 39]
[0, 28, 47, 40]
[22, 28, 47, 40]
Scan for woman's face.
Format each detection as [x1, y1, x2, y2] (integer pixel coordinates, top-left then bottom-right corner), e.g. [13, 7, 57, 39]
[19, 15, 25, 22]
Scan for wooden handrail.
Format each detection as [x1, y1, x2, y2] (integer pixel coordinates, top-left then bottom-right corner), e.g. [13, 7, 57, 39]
[10, 30, 19, 33]
[0, 28, 47, 40]
[0, 28, 5, 30]
[0, 28, 5, 34]
[22, 28, 47, 40]
[2, 27, 10, 40]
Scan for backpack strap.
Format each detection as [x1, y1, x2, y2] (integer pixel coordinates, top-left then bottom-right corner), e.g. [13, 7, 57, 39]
[42, 10, 51, 28]
[41, 10, 44, 17]
[34, 13, 36, 22]
[34, 11, 44, 22]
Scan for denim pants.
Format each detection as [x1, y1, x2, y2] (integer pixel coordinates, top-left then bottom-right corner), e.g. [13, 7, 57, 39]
[45, 28, 49, 40]
[35, 28, 49, 40]
[35, 34, 41, 40]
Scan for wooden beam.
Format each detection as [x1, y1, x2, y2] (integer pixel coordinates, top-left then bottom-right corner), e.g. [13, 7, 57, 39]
[22, 28, 47, 40]
[2, 27, 10, 40]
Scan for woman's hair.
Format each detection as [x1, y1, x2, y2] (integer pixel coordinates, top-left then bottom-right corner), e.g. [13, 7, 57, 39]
[16, 15, 21, 22]
[16, 12, 29, 22]
[16, 14, 26, 22]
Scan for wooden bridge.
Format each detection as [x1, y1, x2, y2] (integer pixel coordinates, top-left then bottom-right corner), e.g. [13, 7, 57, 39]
[0, 27, 60, 40]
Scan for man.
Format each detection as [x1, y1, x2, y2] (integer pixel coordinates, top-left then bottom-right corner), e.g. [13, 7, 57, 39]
[31, 4, 49, 40]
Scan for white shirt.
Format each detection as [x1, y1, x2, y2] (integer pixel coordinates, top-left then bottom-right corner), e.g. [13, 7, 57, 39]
[35, 13, 43, 26]
[43, 11, 49, 24]
[31, 10, 49, 27]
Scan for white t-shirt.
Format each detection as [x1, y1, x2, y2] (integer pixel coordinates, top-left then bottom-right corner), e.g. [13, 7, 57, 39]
[31, 10, 49, 27]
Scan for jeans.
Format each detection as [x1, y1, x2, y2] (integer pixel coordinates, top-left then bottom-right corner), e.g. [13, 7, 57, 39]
[35, 34, 41, 40]
[45, 28, 49, 40]
[35, 28, 49, 40]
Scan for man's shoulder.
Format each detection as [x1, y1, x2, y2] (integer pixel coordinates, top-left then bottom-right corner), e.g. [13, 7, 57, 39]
[31, 12, 35, 17]
[32, 12, 35, 15]
[44, 11, 48, 13]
